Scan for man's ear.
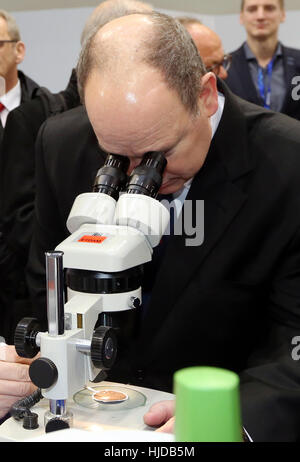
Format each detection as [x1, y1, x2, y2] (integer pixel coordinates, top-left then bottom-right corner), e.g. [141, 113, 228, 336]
[198, 72, 218, 118]
[15, 41, 25, 65]
[280, 9, 286, 24]
[240, 12, 245, 26]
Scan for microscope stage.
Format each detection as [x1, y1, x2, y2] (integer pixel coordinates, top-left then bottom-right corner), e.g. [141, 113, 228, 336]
[0, 381, 174, 442]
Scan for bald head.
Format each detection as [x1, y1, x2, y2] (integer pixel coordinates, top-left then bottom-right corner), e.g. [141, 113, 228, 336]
[80, 12, 219, 195]
[77, 12, 206, 114]
[80, 0, 153, 45]
[180, 21, 228, 80]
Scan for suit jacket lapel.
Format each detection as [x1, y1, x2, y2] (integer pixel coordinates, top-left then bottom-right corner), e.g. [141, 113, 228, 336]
[138, 81, 255, 359]
[233, 46, 261, 105]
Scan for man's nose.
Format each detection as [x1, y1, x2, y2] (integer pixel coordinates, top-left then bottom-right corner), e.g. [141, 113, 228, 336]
[127, 158, 141, 175]
[257, 6, 266, 19]
[218, 66, 228, 80]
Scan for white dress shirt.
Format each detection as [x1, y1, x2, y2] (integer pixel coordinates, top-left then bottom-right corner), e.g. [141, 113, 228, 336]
[0, 80, 21, 127]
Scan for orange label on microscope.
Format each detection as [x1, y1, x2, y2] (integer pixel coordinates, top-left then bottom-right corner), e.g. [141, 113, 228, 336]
[78, 235, 107, 244]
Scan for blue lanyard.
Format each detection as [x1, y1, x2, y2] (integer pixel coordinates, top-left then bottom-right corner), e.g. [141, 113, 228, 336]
[257, 60, 273, 110]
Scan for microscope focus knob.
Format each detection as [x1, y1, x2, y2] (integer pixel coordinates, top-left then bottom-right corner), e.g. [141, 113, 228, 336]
[29, 358, 58, 389]
[14, 317, 40, 358]
[91, 326, 117, 370]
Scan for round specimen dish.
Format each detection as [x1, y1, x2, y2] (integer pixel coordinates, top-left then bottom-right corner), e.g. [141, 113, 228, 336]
[92, 390, 128, 403]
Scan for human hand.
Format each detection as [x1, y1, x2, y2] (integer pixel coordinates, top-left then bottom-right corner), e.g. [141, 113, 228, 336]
[143, 400, 175, 433]
[0, 344, 38, 419]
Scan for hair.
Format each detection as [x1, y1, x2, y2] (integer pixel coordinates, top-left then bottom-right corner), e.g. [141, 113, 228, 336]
[80, 0, 152, 45]
[77, 11, 206, 115]
[0, 10, 21, 41]
[241, 0, 284, 11]
[176, 16, 203, 27]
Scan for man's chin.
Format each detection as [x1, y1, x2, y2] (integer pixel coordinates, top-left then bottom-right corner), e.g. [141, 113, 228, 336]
[252, 29, 272, 40]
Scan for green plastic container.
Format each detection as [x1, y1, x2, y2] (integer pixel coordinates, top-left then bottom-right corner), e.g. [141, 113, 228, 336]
[174, 366, 243, 442]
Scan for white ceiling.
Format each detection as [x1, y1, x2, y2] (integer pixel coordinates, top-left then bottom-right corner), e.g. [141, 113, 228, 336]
[2, 0, 300, 14]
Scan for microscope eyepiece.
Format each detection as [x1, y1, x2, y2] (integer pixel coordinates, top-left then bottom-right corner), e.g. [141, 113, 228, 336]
[126, 151, 167, 198]
[93, 154, 130, 200]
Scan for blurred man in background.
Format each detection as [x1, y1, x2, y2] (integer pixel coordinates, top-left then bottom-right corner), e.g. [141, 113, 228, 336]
[179, 17, 231, 80]
[226, 0, 300, 119]
[0, 10, 39, 136]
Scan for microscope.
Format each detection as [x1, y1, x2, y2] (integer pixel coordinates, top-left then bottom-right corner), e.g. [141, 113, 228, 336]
[12, 151, 170, 433]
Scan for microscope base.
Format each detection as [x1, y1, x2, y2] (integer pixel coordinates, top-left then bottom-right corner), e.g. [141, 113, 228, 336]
[0, 381, 174, 442]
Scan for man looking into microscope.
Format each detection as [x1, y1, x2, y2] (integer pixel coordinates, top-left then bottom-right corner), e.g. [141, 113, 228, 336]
[2, 11, 300, 442]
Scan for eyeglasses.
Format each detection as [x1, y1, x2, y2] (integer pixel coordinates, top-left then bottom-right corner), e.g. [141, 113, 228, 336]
[206, 54, 232, 75]
[0, 40, 17, 48]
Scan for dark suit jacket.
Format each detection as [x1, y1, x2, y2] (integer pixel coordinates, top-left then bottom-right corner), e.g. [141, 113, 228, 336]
[27, 81, 300, 441]
[18, 70, 39, 103]
[0, 98, 46, 342]
[0, 71, 80, 342]
[0, 71, 39, 340]
[226, 43, 300, 121]
[0, 71, 39, 146]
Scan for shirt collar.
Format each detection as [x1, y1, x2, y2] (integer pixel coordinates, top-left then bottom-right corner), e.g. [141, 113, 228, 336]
[210, 92, 225, 139]
[243, 41, 283, 62]
[0, 79, 21, 111]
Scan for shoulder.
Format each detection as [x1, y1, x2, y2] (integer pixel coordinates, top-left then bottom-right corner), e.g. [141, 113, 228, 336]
[11, 96, 46, 118]
[229, 44, 246, 59]
[282, 45, 300, 59]
[18, 70, 40, 98]
[241, 99, 300, 179]
[221, 88, 300, 180]
[237, 95, 300, 145]
[37, 105, 101, 167]
[39, 105, 94, 145]
[5, 97, 47, 135]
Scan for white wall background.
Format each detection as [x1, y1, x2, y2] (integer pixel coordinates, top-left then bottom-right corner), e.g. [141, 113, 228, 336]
[13, 7, 300, 92]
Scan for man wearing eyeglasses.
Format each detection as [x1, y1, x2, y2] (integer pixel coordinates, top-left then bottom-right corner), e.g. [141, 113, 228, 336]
[178, 18, 231, 81]
[226, 0, 300, 121]
[0, 10, 39, 135]
[0, 11, 39, 355]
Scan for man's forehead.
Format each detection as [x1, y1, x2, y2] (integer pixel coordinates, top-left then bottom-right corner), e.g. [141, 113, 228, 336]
[85, 65, 186, 122]
[243, 0, 281, 7]
[92, 94, 185, 156]
[0, 17, 9, 36]
[87, 84, 187, 156]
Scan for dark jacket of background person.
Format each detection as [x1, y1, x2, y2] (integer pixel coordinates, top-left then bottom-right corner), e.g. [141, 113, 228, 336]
[26, 80, 300, 442]
[0, 70, 39, 146]
[0, 69, 80, 343]
[18, 70, 39, 103]
[226, 44, 300, 121]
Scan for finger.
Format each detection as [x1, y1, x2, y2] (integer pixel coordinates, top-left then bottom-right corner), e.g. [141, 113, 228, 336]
[0, 345, 37, 365]
[144, 400, 175, 427]
[0, 362, 31, 382]
[0, 395, 28, 419]
[155, 416, 175, 434]
[0, 379, 37, 398]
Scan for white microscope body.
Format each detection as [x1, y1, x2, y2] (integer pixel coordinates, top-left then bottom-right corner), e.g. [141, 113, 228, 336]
[13, 152, 169, 432]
